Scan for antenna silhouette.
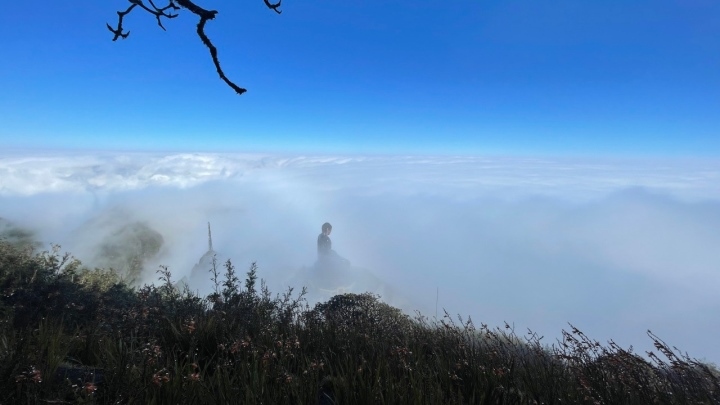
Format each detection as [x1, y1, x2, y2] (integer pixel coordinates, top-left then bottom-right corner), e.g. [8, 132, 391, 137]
[208, 222, 213, 252]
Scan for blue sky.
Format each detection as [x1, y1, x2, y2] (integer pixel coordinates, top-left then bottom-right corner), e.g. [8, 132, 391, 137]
[1, 0, 719, 155]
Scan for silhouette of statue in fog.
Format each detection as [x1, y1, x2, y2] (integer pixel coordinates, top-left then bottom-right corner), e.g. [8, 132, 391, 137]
[317, 222, 332, 257]
[288, 222, 403, 307]
[316, 222, 350, 269]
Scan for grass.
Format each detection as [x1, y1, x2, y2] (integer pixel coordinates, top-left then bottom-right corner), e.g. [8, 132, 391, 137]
[0, 239, 718, 404]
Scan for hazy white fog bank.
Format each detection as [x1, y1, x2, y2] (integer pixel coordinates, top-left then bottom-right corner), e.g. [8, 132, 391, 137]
[1, 152, 719, 364]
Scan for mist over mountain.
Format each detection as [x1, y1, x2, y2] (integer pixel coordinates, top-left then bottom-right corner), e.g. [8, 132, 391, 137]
[0, 217, 40, 250]
[1, 152, 719, 364]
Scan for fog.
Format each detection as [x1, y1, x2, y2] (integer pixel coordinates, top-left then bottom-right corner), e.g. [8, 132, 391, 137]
[1, 152, 719, 364]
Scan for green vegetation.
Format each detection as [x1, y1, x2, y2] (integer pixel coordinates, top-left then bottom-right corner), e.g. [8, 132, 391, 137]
[92, 221, 164, 285]
[0, 239, 718, 404]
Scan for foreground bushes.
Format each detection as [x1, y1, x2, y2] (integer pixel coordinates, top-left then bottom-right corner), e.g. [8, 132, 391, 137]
[0, 241, 718, 404]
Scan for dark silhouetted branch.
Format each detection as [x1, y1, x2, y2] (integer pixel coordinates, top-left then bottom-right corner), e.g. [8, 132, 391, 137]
[196, 14, 246, 95]
[264, 0, 282, 14]
[107, 0, 284, 94]
[107, 4, 137, 40]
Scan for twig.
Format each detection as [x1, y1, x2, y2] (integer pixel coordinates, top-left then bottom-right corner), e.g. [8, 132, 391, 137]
[107, 0, 284, 94]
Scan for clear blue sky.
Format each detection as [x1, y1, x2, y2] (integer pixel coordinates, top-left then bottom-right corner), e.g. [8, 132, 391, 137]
[1, 0, 719, 156]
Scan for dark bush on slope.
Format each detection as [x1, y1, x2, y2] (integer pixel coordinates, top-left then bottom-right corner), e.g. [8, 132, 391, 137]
[1, 240, 719, 404]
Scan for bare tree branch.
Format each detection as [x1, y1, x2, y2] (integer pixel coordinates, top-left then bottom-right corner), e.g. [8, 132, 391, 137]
[107, 0, 284, 94]
[107, 4, 137, 41]
[196, 12, 247, 95]
[140, 0, 180, 31]
[264, 0, 282, 14]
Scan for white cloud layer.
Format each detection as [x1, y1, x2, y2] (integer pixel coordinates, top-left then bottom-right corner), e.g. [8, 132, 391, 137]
[1, 151, 720, 364]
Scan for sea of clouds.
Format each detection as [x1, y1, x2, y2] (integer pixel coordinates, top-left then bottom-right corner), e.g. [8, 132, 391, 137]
[1, 151, 719, 364]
